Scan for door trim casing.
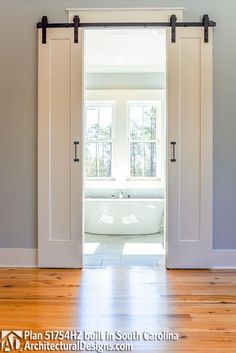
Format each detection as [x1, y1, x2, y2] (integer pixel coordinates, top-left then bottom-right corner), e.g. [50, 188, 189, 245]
[66, 8, 185, 24]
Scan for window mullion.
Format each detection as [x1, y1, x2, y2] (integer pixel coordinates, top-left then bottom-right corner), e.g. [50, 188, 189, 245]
[96, 142, 100, 177]
[142, 107, 145, 177]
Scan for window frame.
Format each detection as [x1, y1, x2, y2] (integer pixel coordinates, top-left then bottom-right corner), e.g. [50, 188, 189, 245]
[85, 101, 115, 180]
[127, 100, 163, 181]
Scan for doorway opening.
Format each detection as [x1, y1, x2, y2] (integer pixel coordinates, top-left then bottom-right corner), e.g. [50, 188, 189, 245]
[83, 28, 166, 267]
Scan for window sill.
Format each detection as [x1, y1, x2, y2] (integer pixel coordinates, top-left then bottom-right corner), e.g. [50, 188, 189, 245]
[85, 177, 116, 181]
[126, 177, 161, 182]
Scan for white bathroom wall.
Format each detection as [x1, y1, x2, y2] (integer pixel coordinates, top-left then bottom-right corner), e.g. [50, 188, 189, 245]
[85, 187, 164, 199]
[86, 73, 165, 90]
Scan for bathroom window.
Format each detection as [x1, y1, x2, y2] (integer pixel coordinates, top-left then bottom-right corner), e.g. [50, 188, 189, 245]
[85, 103, 114, 178]
[128, 103, 160, 178]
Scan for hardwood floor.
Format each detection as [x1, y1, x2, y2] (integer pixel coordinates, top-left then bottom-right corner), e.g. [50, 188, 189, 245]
[0, 267, 236, 352]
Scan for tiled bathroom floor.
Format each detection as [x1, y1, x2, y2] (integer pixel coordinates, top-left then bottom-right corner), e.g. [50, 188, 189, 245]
[84, 232, 165, 267]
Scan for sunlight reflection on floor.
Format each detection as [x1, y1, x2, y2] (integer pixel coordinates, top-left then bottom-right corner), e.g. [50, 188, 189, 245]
[122, 243, 164, 255]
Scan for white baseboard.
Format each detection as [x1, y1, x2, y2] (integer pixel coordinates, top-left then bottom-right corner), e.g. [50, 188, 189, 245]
[0, 248, 37, 267]
[0, 248, 236, 269]
[212, 249, 236, 269]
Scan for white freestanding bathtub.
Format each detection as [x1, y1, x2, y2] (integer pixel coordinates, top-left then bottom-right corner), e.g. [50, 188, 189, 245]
[85, 198, 164, 235]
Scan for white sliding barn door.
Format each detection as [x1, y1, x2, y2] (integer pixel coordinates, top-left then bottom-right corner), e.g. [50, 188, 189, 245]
[38, 28, 84, 267]
[166, 27, 213, 268]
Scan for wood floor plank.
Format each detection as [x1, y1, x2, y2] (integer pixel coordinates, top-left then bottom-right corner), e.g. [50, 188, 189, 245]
[0, 267, 236, 352]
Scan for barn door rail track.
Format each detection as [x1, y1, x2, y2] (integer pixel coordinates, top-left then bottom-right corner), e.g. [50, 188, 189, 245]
[37, 14, 216, 44]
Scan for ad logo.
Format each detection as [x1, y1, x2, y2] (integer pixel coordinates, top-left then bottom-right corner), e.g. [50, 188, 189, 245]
[0, 331, 23, 352]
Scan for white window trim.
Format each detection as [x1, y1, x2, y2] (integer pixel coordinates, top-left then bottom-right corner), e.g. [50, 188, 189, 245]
[66, 8, 184, 23]
[85, 101, 115, 180]
[85, 90, 165, 189]
[85, 89, 165, 188]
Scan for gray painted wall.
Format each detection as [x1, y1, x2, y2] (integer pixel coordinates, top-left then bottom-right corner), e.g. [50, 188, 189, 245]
[0, 0, 235, 249]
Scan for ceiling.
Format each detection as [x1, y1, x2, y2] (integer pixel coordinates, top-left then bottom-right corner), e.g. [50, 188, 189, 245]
[85, 29, 166, 73]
